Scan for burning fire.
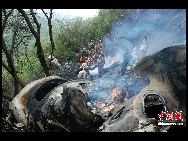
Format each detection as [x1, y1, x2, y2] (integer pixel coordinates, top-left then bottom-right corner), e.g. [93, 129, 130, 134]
[100, 88, 121, 113]
[110, 88, 121, 99]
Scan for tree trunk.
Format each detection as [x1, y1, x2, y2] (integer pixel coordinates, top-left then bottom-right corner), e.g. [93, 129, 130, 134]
[2, 60, 26, 88]
[18, 9, 50, 76]
[41, 9, 55, 75]
[2, 36, 26, 88]
[48, 9, 55, 75]
[10, 79, 18, 98]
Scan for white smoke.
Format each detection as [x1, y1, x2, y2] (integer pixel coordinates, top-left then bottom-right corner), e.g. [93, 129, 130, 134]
[102, 9, 186, 59]
[87, 9, 186, 102]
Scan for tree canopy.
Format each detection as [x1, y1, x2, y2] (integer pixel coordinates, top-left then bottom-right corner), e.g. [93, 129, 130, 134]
[54, 9, 125, 60]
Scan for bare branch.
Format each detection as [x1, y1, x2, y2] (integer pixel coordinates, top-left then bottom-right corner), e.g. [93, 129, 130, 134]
[2, 34, 26, 88]
[47, 120, 70, 132]
[7, 9, 14, 17]
[30, 9, 41, 35]
[18, 9, 50, 76]
[2, 91, 13, 101]
[2, 59, 26, 88]
[42, 9, 55, 75]
[2, 9, 14, 32]
[14, 35, 33, 49]
[11, 12, 20, 53]
[48, 113, 70, 132]
[41, 9, 49, 19]
[2, 36, 16, 73]
[17, 9, 38, 38]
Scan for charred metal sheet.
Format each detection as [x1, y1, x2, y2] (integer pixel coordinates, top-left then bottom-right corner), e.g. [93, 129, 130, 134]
[10, 77, 103, 132]
[134, 45, 186, 124]
[100, 45, 186, 132]
[62, 79, 93, 99]
[9, 76, 66, 126]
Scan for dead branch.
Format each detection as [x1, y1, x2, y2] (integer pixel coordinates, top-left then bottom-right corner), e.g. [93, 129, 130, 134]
[2, 60, 12, 74]
[10, 12, 20, 53]
[2, 36, 16, 73]
[14, 35, 33, 48]
[41, 9, 49, 19]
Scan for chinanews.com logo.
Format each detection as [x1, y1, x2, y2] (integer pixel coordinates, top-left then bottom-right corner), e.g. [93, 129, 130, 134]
[158, 111, 184, 125]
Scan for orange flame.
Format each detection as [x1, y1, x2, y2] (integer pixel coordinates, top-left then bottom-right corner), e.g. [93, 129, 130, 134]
[99, 88, 121, 113]
[110, 88, 121, 99]
[103, 104, 116, 113]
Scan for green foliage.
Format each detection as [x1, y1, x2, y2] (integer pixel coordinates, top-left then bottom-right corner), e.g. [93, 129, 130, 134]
[14, 51, 45, 84]
[90, 9, 125, 35]
[2, 9, 125, 91]
[54, 9, 125, 60]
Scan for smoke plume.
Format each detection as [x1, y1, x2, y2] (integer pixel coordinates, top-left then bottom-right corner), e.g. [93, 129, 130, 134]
[103, 9, 186, 60]
[87, 9, 186, 103]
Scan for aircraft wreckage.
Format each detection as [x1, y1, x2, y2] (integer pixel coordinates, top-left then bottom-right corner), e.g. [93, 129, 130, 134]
[9, 45, 186, 132]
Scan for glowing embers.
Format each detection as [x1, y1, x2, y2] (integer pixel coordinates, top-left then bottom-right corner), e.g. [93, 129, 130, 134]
[99, 88, 122, 112]
[100, 102, 117, 113]
[110, 88, 121, 99]
[143, 93, 166, 120]
[83, 85, 123, 117]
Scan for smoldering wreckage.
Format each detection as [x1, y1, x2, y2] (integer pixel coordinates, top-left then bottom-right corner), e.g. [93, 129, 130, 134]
[8, 44, 186, 132]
